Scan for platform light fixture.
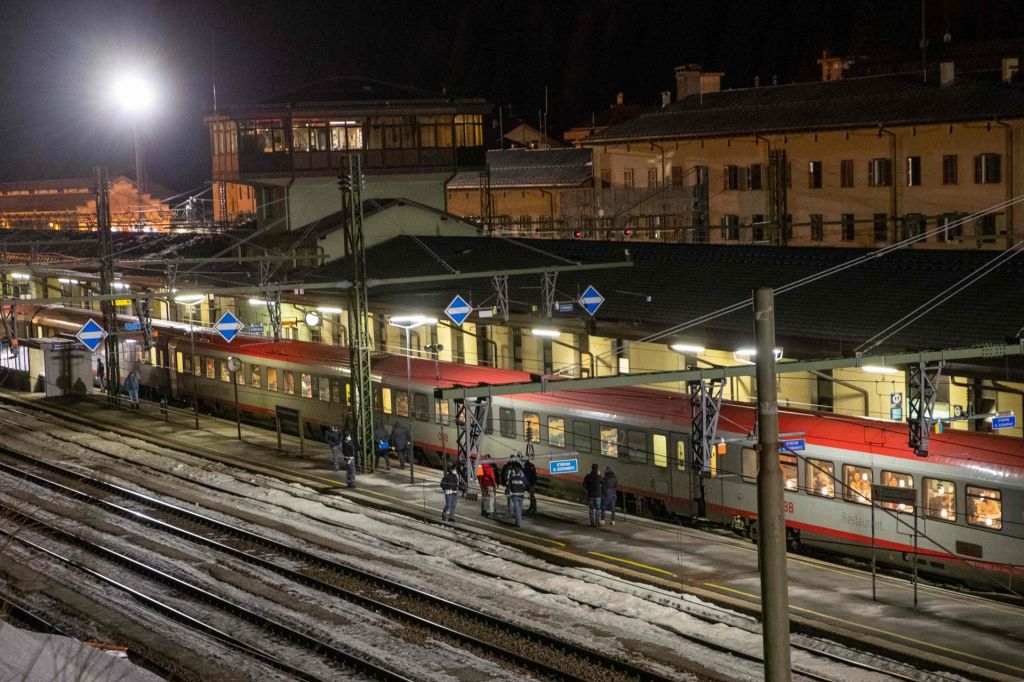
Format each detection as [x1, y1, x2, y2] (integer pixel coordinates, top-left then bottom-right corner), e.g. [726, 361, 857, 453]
[733, 347, 783, 363]
[304, 311, 320, 328]
[389, 314, 438, 326]
[248, 298, 269, 306]
[173, 294, 205, 305]
[388, 313, 439, 485]
[531, 328, 561, 338]
[10, 273, 30, 280]
[316, 306, 343, 314]
[670, 343, 706, 354]
[861, 365, 898, 375]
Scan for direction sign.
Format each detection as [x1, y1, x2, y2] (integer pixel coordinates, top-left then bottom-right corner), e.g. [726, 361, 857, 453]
[123, 321, 141, 331]
[781, 438, 805, 452]
[444, 295, 472, 326]
[557, 302, 575, 313]
[578, 285, 605, 316]
[992, 415, 1016, 430]
[214, 311, 243, 343]
[75, 319, 107, 352]
[549, 458, 579, 475]
[248, 325, 264, 335]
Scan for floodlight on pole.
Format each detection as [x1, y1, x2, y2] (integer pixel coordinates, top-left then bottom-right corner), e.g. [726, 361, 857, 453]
[112, 71, 156, 229]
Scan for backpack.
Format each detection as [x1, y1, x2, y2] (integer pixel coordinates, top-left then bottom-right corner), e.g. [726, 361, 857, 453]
[507, 468, 526, 495]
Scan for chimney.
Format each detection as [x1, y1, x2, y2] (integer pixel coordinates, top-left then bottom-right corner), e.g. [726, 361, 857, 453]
[940, 61, 955, 86]
[816, 51, 847, 82]
[615, 91, 624, 106]
[674, 64, 723, 101]
[660, 90, 672, 107]
[1003, 57, 1020, 84]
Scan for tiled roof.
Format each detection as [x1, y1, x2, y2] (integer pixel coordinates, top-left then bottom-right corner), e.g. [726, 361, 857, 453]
[258, 77, 484, 106]
[0, 193, 91, 213]
[586, 74, 1024, 143]
[448, 149, 593, 189]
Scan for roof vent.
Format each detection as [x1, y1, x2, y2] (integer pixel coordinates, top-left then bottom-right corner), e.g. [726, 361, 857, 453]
[940, 61, 955, 86]
[1003, 57, 1020, 84]
[660, 90, 672, 107]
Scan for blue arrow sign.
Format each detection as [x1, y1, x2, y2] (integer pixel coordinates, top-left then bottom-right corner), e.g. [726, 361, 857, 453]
[781, 438, 806, 452]
[75, 319, 107, 352]
[992, 415, 1016, 430]
[578, 285, 605, 316]
[444, 295, 472, 326]
[214, 311, 243, 343]
[549, 458, 578, 475]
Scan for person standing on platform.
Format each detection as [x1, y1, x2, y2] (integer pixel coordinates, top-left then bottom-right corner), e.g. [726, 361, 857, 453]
[124, 369, 140, 408]
[523, 453, 538, 514]
[505, 463, 527, 527]
[326, 425, 344, 472]
[440, 463, 460, 522]
[342, 429, 358, 488]
[601, 467, 619, 526]
[477, 454, 497, 517]
[391, 419, 412, 469]
[96, 358, 105, 391]
[503, 455, 524, 515]
[583, 463, 603, 527]
[374, 422, 392, 470]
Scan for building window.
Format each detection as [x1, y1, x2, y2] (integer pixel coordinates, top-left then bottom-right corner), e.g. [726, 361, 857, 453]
[974, 153, 1001, 184]
[880, 471, 913, 511]
[806, 458, 835, 498]
[808, 161, 823, 189]
[748, 164, 763, 190]
[547, 417, 566, 448]
[647, 167, 658, 188]
[942, 154, 958, 185]
[977, 213, 1000, 241]
[840, 159, 854, 188]
[720, 214, 740, 241]
[785, 161, 792, 189]
[652, 434, 668, 468]
[939, 213, 963, 241]
[751, 214, 765, 242]
[453, 114, 483, 146]
[901, 213, 926, 239]
[868, 158, 892, 187]
[723, 165, 739, 190]
[623, 168, 635, 188]
[841, 214, 855, 241]
[784, 213, 793, 241]
[499, 407, 516, 438]
[843, 465, 872, 505]
[810, 214, 824, 241]
[600, 425, 620, 458]
[966, 486, 1001, 529]
[923, 478, 956, 521]
[600, 168, 611, 187]
[906, 156, 921, 186]
[523, 412, 541, 443]
[670, 166, 684, 188]
[873, 213, 889, 241]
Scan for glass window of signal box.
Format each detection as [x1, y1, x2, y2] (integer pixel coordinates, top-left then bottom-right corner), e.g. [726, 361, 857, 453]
[394, 390, 410, 418]
[966, 486, 1001, 530]
[547, 417, 565, 448]
[266, 368, 278, 392]
[880, 471, 913, 510]
[251, 365, 262, 389]
[600, 426, 620, 458]
[499, 408, 516, 438]
[572, 420, 592, 452]
[283, 371, 295, 395]
[523, 413, 541, 443]
[221, 361, 230, 383]
[806, 458, 835, 498]
[842, 465, 872, 505]
[923, 478, 956, 522]
[652, 434, 668, 468]
[206, 358, 216, 380]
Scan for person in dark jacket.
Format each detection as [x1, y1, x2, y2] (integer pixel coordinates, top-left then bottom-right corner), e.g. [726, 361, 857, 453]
[325, 425, 344, 472]
[342, 430, 358, 488]
[96, 358, 105, 391]
[505, 462, 527, 527]
[502, 455, 524, 515]
[583, 463, 603, 527]
[523, 454, 538, 513]
[373, 422, 392, 470]
[600, 467, 619, 526]
[391, 420, 412, 468]
[440, 464, 460, 522]
[124, 370, 140, 408]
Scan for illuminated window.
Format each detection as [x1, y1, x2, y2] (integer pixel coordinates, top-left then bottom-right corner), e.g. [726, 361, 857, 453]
[454, 114, 483, 146]
[149, 346, 157, 367]
[434, 398, 449, 425]
[266, 368, 278, 392]
[709, 441, 725, 477]
[741, 447, 757, 481]
[923, 478, 956, 522]
[806, 458, 835, 498]
[880, 471, 913, 511]
[547, 417, 565, 448]
[600, 425, 620, 458]
[193, 355, 201, 376]
[283, 371, 295, 395]
[523, 412, 541, 443]
[842, 464, 872, 505]
[220, 361, 230, 382]
[318, 377, 330, 401]
[781, 454, 798, 491]
[236, 364, 245, 385]
[300, 373, 312, 398]
[395, 390, 410, 418]
[382, 387, 393, 414]
[652, 434, 668, 468]
[206, 358, 215, 379]
[182, 353, 192, 373]
[175, 351, 183, 373]
[966, 486, 1001, 530]
[676, 440, 686, 471]
[251, 365, 262, 389]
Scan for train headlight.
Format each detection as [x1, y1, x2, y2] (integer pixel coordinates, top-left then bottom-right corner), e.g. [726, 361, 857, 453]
[304, 311, 321, 328]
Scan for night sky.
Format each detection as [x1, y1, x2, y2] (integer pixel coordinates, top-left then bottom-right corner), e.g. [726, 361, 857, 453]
[1, 0, 1021, 192]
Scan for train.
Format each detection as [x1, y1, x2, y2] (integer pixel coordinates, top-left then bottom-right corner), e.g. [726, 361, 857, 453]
[16, 304, 1024, 592]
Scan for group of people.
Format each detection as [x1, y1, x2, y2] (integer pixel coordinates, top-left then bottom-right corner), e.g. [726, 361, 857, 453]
[582, 463, 619, 527]
[325, 425, 358, 488]
[95, 358, 140, 409]
[473, 453, 537, 527]
[372, 420, 412, 470]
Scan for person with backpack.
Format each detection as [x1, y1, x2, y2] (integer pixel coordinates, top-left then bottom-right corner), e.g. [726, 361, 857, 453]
[476, 454, 497, 517]
[440, 463, 460, 522]
[374, 422, 392, 470]
[523, 453, 538, 514]
[505, 462, 527, 527]
[601, 466, 619, 526]
[583, 463, 603, 527]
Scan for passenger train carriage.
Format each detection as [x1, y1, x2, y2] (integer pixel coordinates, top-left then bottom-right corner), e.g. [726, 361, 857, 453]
[20, 305, 1024, 592]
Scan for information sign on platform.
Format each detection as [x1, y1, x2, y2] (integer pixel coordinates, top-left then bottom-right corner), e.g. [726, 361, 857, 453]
[114, 299, 132, 307]
[444, 295, 472, 326]
[890, 406, 903, 421]
[248, 325, 264, 335]
[992, 415, 1016, 430]
[214, 311, 243, 343]
[781, 438, 805, 452]
[549, 458, 579, 474]
[123, 321, 141, 331]
[75, 319, 107, 352]
[578, 285, 605, 316]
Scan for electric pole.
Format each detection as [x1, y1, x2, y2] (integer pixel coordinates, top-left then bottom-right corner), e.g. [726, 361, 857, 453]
[753, 286, 792, 681]
[94, 166, 120, 406]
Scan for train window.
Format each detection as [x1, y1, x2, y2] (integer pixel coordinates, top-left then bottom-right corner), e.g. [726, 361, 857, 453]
[781, 455, 798, 491]
[395, 391, 410, 418]
[382, 387, 393, 414]
[880, 471, 913, 511]
[267, 368, 279, 392]
[741, 447, 757, 482]
[220, 361, 230, 383]
[572, 420, 592, 453]
[499, 407, 516, 438]
[183, 354, 193, 374]
[842, 465, 872, 505]
[923, 478, 956, 522]
[806, 458, 835, 498]
[206, 358, 216, 379]
[599, 425, 620, 458]
[675, 439, 686, 471]
[251, 365, 262, 389]
[346, 383, 352, 405]
[740, 452, 798, 489]
[627, 430, 647, 463]
[283, 371, 295, 395]
[413, 393, 429, 421]
[966, 486, 1002, 530]
[318, 377, 330, 401]
[175, 351, 183, 373]
[192, 354, 201, 376]
[652, 434, 667, 467]
[548, 417, 566, 448]
[523, 413, 541, 443]
[434, 398, 449, 425]
[300, 373, 313, 398]
[236, 365, 245, 385]
[330, 379, 342, 404]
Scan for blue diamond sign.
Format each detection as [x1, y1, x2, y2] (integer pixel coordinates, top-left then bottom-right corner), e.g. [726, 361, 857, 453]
[214, 310, 243, 343]
[75, 319, 107, 352]
[578, 285, 605, 316]
[444, 294, 473, 326]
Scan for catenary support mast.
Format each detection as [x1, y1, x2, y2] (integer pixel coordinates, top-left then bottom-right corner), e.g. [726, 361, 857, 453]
[94, 166, 119, 405]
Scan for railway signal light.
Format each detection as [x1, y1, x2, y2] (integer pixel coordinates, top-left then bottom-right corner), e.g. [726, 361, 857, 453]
[623, 228, 634, 237]
[572, 229, 584, 239]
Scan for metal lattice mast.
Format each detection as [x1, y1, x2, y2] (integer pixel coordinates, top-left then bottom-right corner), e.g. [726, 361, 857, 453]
[454, 396, 490, 498]
[94, 167, 120, 405]
[340, 155, 374, 471]
[907, 360, 944, 456]
[688, 375, 724, 518]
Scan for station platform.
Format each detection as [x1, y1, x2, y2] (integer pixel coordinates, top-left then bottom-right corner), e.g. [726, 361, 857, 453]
[6, 390, 1023, 681]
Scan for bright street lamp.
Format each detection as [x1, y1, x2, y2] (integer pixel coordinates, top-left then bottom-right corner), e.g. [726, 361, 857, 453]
[113, 71, 156, 229]
[388, 314, 438, 483]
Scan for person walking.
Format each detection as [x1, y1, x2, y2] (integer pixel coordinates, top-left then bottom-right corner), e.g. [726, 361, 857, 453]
[523, 453, 538, 514]
[601, 467, 619, 526]
[342, 430, 358, 488]
[440, 463, 460, 522]
[374, 422, 392, 470]
[124, 369, 140, 408]
[391, 419, 412, 468]
[96, 358, 105, 391]
[583, 463, 603, 527]
[476, 454, 497, 517]
[326, 425, 344, 472]
[505, 462, 527, 527]
[503, 455, 524, 515]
